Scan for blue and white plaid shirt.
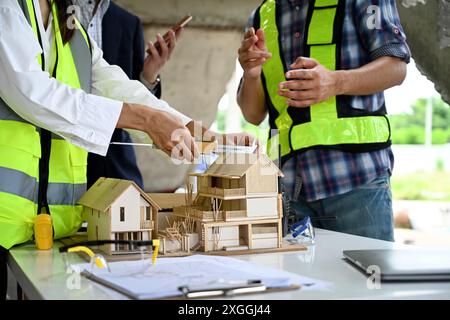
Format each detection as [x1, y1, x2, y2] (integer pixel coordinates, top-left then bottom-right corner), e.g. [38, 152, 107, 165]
[247, 0, 410, 202]
[73, 0, 159, 95]
[72, 0, 110, 50]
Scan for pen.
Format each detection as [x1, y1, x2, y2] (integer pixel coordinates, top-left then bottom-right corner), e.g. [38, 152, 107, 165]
[110, 141, 258, 154]
[110, 142, 158, 148]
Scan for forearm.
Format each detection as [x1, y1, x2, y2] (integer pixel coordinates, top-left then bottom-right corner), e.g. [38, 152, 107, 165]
[118, 103, 198, 160]
[237, 76, 267, 125]
[335, 56, 407, 96]
[185, 120, 255, 147]
[93, 61, 191, 126]
[91, 39, 191, 126]
[116, 103, 154, 131]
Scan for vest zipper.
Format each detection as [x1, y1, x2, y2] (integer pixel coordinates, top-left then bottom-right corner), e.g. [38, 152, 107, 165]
[37, 129, 51, 215]
[37, 48, 58, 215]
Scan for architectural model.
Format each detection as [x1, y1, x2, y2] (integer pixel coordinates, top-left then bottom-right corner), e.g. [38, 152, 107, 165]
[171, 153, 284, 253]
[78, 178, 160, 255]
[78, 152, 291, 257]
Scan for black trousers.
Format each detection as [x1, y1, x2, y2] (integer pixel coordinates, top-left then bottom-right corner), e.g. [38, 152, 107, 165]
[0, 246, 7, 300]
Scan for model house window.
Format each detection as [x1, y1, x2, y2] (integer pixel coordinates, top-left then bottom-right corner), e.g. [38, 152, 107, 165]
[120, 207, 125, 222]
[146, 207, 151, 221]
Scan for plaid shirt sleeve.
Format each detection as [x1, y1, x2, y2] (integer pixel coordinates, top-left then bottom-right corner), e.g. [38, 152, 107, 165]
[354, 0, 411, 63]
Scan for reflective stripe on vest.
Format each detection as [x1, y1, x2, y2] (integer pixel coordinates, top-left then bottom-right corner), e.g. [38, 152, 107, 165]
[0, 0, 91, 248]
[0, 167, 38, 203]
[261, 0, 391, 162]
[0, 99, 32, 123]
[47, 183, 87, 206]
[0, 165, 85, 205]
[21, 0, 44, 67]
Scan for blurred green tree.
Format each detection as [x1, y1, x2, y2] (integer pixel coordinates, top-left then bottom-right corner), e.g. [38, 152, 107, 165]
[390, 97, 450, 145]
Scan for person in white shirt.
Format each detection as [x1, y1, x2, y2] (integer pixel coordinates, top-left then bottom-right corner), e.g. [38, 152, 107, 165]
[0, 0, 199, 158]
[74, 0, 184, 189]
[0, 0, 253, 299]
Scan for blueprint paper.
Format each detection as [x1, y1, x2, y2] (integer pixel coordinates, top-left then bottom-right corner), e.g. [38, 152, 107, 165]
[74, 255, 329, 299]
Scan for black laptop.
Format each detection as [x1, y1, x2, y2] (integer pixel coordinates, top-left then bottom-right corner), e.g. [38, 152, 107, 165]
[343, 249, 450, 281]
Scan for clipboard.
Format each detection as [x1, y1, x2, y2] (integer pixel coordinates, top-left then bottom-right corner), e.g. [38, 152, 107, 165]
[81, 270, 301, 300]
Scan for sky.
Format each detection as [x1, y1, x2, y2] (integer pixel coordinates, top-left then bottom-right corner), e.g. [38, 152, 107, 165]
[384, 59, 441, 115]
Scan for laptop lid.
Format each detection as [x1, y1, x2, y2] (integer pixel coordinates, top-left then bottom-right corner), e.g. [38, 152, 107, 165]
[343, 249, 450, 281]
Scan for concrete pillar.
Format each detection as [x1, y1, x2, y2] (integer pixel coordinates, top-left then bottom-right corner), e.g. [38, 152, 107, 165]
[114, 0, 260, 191]
[397, 0, 450, 105]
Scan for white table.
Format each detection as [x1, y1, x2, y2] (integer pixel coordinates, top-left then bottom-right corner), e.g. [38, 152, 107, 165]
[7, 229, 450, 300]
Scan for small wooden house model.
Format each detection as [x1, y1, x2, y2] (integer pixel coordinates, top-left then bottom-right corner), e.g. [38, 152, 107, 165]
[173, 153, 284, 253]
[78, 178, 161, 255]
[148, 193, 200, 254]
[148, 193, 189, 233]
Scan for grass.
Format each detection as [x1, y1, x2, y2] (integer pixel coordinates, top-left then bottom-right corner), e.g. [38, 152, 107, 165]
[392, 171, 450, 201]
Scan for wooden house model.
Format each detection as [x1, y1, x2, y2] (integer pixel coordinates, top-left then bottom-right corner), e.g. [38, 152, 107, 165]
[78, 178, 160, 255]
[147, 193, 189, 233]
[173, 153, 284, 253]
[148, 193, 201, 254]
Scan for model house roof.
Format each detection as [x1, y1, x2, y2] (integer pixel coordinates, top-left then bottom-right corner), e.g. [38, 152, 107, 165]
[78, 178, 161, 212]
[191, 153, 283, 179]
[147, 193, 189, 210]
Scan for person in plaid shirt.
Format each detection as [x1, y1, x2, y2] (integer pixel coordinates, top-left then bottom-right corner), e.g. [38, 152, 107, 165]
[237, 0, 410, 241]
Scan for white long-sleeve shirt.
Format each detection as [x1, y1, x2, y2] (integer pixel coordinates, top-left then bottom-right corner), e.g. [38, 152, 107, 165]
[0, 0, 191, 156]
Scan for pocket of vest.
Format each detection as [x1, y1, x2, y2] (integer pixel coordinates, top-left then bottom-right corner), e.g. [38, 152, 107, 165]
[0, 122, 41, 158]
[69, 144, 88, 185]
[0, 123, 41, 181]
[69, 144, 88, 167]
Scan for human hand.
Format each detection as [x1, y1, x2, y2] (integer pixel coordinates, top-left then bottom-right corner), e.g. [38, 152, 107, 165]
[117, 103, 199, 162]
[143, 29, 181, 84]
[222, 132, 259, 149]
[203, 131, 260, 153]
[146, 109, 199, 162]
[277, 57, 341, 108]
[238, 27, 272, 80]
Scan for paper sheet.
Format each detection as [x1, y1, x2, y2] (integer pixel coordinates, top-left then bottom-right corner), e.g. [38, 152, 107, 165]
[74, 255, 329, 299]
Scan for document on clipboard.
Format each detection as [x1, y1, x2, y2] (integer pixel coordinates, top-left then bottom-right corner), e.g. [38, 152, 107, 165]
[74, 255, 328, 300]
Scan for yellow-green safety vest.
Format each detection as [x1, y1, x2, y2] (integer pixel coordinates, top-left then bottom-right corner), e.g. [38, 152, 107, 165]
[0, 0, 92, 249]
[258, 0, 392, 162]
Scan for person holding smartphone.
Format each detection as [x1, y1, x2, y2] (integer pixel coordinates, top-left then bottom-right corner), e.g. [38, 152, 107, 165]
[237, 0, 410, 241]
[72, 0, 184, 189]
